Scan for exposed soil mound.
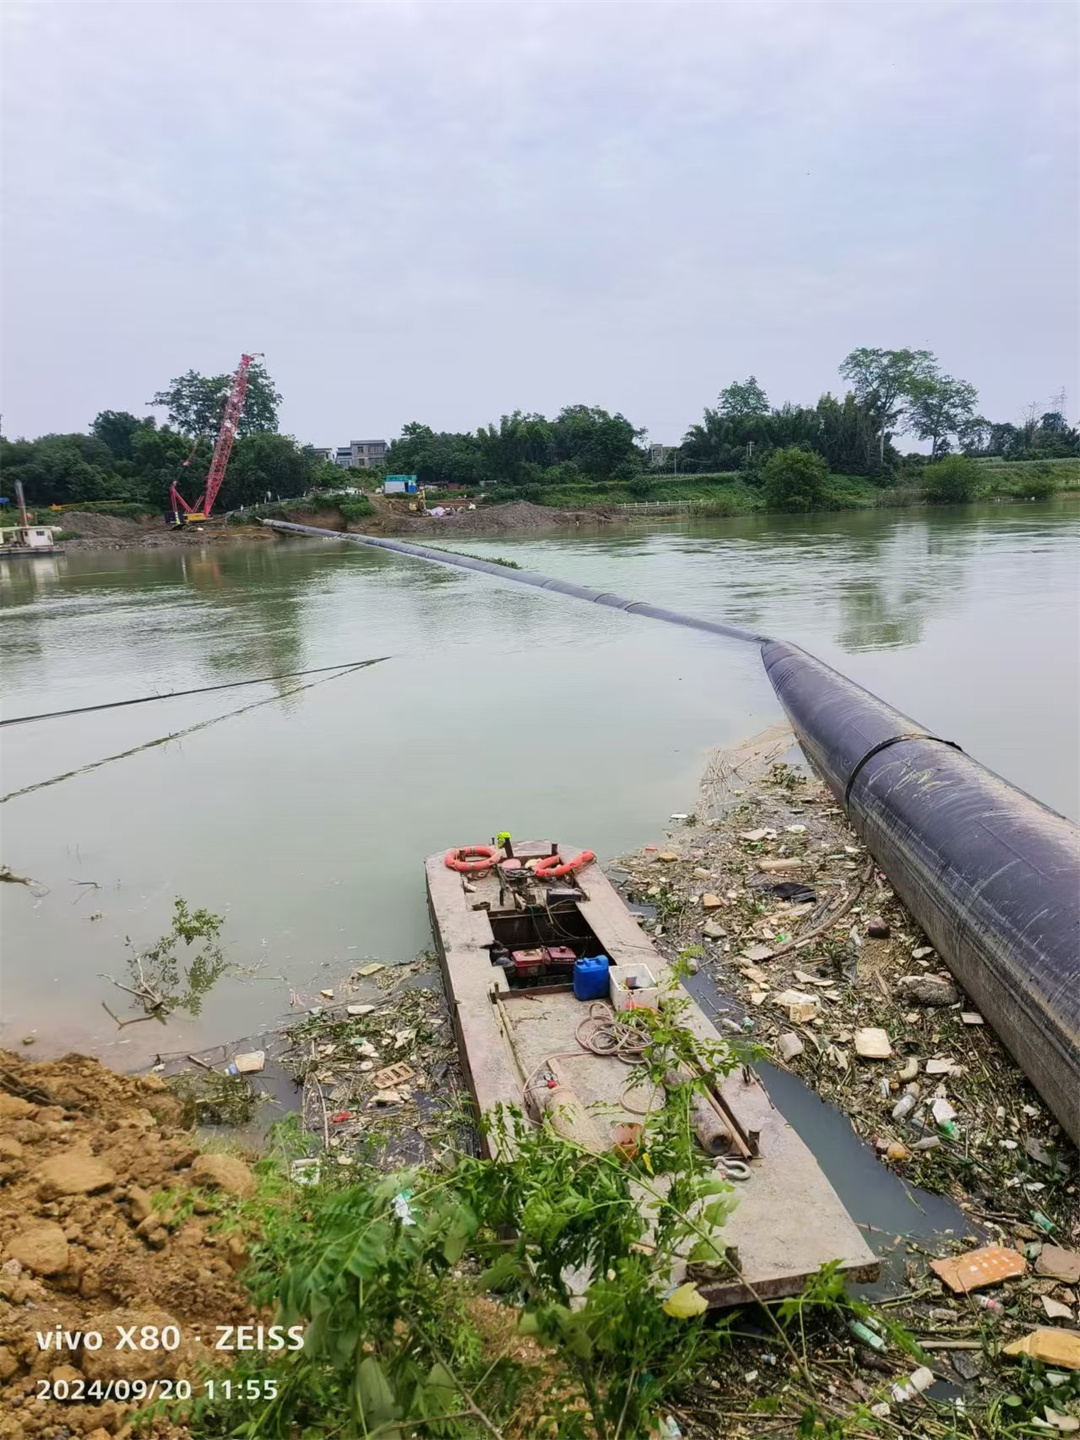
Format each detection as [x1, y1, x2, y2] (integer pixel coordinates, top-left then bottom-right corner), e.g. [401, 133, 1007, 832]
[60, 512, 155, 541]
[0, 1052, 255, 1439]
[61, 513, 270, 551]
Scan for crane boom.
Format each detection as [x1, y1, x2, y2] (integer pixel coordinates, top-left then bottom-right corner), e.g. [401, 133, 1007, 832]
[169, 352, 259, 524]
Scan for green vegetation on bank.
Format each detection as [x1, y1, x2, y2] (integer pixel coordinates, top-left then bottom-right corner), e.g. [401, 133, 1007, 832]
[148, 971, 1000, 1440]
[4, 346, 1077, 517]
[483, 455, 1080, 515]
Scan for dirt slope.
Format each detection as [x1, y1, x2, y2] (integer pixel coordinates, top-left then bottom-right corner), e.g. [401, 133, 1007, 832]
[0, 1053, 256, 1440]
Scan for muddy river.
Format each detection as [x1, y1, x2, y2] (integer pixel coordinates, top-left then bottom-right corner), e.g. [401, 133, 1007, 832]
[2, 500, 1077, 1069]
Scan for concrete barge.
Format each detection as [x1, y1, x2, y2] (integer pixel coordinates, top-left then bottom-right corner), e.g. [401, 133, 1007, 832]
[426, 838, 878, 1307]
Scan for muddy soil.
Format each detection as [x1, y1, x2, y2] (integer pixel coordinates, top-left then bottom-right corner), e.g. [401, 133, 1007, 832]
[387, 498, 618, 535]
[0, 1053, 258, 1440]
[59, 512, 271, 551]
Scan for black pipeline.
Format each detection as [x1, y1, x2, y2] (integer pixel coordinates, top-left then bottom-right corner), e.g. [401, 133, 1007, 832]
[263, 519, 1080, 1141]
[763, 642, 1080, 1146]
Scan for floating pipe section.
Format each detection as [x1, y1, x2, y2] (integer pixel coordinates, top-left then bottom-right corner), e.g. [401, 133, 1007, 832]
[263, 519, 1080, 1140]
[260, 520, 766, 643]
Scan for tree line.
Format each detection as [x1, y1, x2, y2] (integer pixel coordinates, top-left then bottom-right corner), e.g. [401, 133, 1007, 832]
[0, 363, 338, 514]
[1, 348, 1075, 512]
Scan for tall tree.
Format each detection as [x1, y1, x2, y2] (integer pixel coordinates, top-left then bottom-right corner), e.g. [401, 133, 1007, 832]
[718, 376, 770, 420]
[549, 405, 644, 478]
[838, 347, 938, 464]
[908, 374, 978, 458]
[149, 360, 281, 438]
[90, 410, 154, 462]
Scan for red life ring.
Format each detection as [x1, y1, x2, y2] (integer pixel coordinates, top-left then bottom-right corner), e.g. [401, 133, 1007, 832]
[445, 845, 498, 873]
[535, 849, 595, 880]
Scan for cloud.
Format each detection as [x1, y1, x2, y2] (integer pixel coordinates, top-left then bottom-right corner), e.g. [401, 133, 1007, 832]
[2, 0, 1077, 442]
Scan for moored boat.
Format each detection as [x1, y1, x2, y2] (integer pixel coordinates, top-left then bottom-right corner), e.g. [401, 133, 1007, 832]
[426, 836, 878, 1306]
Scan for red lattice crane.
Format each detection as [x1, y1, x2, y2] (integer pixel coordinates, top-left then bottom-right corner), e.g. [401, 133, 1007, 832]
[169, 352, 261, 525]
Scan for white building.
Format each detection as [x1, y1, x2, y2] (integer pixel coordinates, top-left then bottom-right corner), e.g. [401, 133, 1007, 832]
[334, 440, 388, 470]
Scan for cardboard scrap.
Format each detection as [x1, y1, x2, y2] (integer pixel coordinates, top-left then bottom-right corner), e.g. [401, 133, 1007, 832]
[778, 1032, 804, 1061]
[1002, 1328, 1080, 1370]
[1036, 1246, 1080, 1285]
[230, 1050, 265, 1074]
[357, 963, 384, 977]
[926, 1058, 956, 1075]
[854, 1028, 893, 1059]
[373, 1061, 415, 1089]
[741, 944, 775, 962]
[774, 989, 819, 1024]
[930, 1243, 1027, 1294]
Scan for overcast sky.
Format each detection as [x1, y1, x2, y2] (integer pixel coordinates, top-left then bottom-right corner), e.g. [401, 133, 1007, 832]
[2, 1, 1077, 447]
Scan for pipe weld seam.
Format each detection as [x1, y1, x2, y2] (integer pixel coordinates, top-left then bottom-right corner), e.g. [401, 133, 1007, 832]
[843, 733, 965, 810]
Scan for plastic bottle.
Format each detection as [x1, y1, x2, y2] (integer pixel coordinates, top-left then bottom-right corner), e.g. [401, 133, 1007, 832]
[849, 1320, 886, 1352]
[891, 1367, 934, 1404]
[891, 1092, 918, 1121]
[976, 1295, 1004, 1315]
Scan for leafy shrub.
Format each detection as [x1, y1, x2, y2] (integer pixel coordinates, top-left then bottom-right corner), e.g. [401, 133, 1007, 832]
[1020, 463, 1058, 500]
[920, 455, 981, 504]
[760, 447, 829, 511]
[337, 496, 374, 524]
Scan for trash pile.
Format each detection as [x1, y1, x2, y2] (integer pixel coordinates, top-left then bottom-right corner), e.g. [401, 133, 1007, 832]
[277, 955, 465, 1171]
[611, 739, 1080, 1435]
[615, 756, 1075, 1223]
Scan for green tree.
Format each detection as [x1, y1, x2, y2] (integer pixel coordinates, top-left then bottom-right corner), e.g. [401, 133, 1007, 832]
[908, 374, 979, 458]
[90, 410, 154, 462]
[550, 404, 645, 478]
[0, 433, 119, 506]
[477, 411, 554, 482]
[148, 360, 281, 438]
[838, 347, 939, 464]
[761, 447, 829, 511]
[920, 455, 980, 504]
[385, 424, 491, 487]
[216, 433, 319, 509]
[718, 376, 770, 419]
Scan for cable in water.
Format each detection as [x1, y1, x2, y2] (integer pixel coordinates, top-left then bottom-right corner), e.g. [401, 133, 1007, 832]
[0, 658, 388, 805]
[1, 658, 392, 727]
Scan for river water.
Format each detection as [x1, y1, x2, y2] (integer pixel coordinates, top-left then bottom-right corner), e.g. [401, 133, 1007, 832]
[2, 501, 1077, 1069]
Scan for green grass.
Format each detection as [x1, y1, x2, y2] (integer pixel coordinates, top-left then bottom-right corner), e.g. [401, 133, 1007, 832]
[482, 458, 1079, 518]
[423, 544, 521, 568]
[61, 500, 158, 519]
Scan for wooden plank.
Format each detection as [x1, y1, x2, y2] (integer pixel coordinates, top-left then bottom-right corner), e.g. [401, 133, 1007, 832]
[427, 841, 879, 1304]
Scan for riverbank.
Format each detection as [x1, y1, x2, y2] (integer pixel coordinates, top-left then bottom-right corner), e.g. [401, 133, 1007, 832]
[54, 511, 274, 551]
[38, 459, 1080, 551]
[6, 722, 1073, 1439]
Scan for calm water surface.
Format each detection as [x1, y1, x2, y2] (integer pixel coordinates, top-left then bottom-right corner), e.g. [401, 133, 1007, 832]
[2, 500, 1077, 1065]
